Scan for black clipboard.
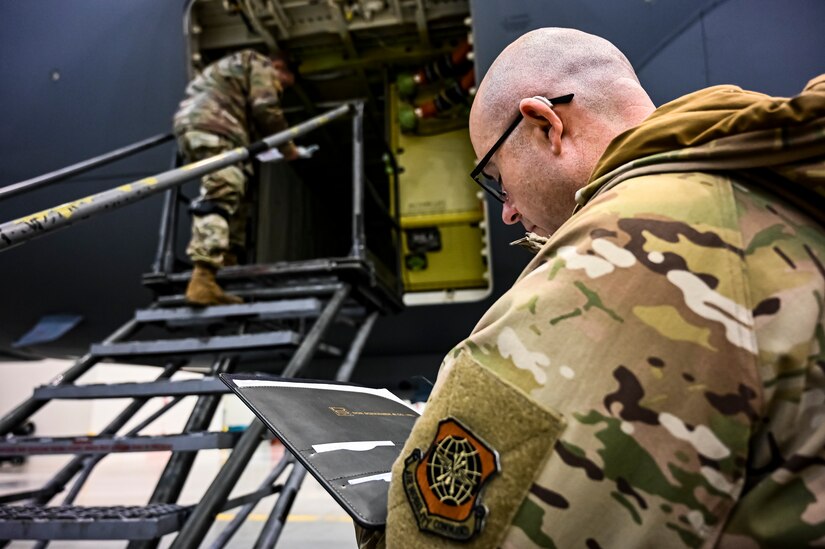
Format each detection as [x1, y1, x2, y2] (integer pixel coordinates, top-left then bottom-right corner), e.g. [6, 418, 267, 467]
[220, 373, 419, 529]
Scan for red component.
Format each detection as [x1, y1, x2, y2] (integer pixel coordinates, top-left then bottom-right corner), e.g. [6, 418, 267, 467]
[414, 39, 473, 86]
[415, 69, 476, 119]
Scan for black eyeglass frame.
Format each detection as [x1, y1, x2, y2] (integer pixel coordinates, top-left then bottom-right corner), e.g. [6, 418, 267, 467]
[470, 93, 574, 203]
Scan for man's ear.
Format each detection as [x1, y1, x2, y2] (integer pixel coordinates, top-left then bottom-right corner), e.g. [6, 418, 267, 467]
[519, 97, 564, 155]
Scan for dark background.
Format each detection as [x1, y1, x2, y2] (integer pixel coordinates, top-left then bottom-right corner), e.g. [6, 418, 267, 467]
[0, 0, 823, 388]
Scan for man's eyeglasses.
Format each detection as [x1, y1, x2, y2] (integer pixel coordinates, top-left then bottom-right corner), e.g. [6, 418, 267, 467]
[470, 93, 574, 203]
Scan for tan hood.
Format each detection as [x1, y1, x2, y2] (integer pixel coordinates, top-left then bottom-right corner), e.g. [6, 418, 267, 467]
[575, 74, 825, 224]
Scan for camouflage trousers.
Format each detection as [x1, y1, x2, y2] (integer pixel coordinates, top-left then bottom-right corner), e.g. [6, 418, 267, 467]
[178, 130, 250, 268]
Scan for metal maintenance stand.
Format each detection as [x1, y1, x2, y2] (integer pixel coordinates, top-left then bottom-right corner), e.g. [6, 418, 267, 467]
[0, 101, 403, 547]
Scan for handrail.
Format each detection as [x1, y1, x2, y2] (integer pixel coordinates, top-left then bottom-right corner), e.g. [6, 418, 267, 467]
[0, 133, 175, 201]
[0, 103, 354, 252]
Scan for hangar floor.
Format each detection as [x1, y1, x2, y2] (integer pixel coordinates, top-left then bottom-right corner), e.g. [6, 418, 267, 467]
[1, 441, 358, 548]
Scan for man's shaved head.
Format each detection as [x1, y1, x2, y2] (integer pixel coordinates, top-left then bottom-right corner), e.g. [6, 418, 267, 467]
[469, 28, 654, 236]
[473, 28, 642, 140]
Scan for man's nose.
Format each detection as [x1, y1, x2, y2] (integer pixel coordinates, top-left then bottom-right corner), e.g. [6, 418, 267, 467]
[501, 201, 521, 225]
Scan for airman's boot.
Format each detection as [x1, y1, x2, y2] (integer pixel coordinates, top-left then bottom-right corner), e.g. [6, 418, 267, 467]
[185, 262, 243, 306]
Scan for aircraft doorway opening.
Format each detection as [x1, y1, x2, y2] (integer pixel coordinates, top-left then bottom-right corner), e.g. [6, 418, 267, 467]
[186, 0, 490, 306]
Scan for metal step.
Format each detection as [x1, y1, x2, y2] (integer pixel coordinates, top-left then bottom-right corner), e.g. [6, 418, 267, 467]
[153, 280, 343, 307]
[142, 259, 404, 315]
[90, 330, 301, 358]
[34, 378, 228, 400]
[0, 431, 241, 456]
[135, 298, 322, 326]
[0, 504, 190, 540]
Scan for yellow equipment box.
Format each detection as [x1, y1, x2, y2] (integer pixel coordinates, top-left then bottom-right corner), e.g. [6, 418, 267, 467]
[394, 120, 492, 305]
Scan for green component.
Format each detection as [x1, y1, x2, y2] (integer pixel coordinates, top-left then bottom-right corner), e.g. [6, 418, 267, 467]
[405, 253, 427, 271]
[382, 153, 394, 175]
[398, 103, 418, 132]
[396, 73, 417, 98]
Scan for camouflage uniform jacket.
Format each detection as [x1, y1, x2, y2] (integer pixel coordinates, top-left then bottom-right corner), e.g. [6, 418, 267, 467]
[376, 75, 825, 548]
[173, 49, 289, 147]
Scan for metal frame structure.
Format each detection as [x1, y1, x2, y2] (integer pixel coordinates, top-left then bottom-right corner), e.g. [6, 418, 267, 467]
[185, 0, 469, 62]
[0, 102, 403, 547]
[143, 99, 404, 312]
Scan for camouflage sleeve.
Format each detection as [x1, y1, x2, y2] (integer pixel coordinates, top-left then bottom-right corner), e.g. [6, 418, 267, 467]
[247, 54, 296, 154]
[385, 171, 763, 548]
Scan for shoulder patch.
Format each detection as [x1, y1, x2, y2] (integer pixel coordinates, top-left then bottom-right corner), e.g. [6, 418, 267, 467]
[402, 417, 501, 541]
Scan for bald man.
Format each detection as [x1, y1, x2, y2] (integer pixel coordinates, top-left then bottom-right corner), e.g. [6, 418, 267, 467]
[358, 28, 825, 548]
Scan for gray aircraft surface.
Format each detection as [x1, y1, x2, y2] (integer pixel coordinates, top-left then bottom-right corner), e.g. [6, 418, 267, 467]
[0, 1, 823, 546]
[1, 0, 823, 389]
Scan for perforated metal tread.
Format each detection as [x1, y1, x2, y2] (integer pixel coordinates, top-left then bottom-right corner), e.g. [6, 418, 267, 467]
[134, 298, 323, 325]
[0, 431, 241, 456]
[33, 377, 228, 400]
[90, 330, 301, 358]
[0, 503, 190, 540]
